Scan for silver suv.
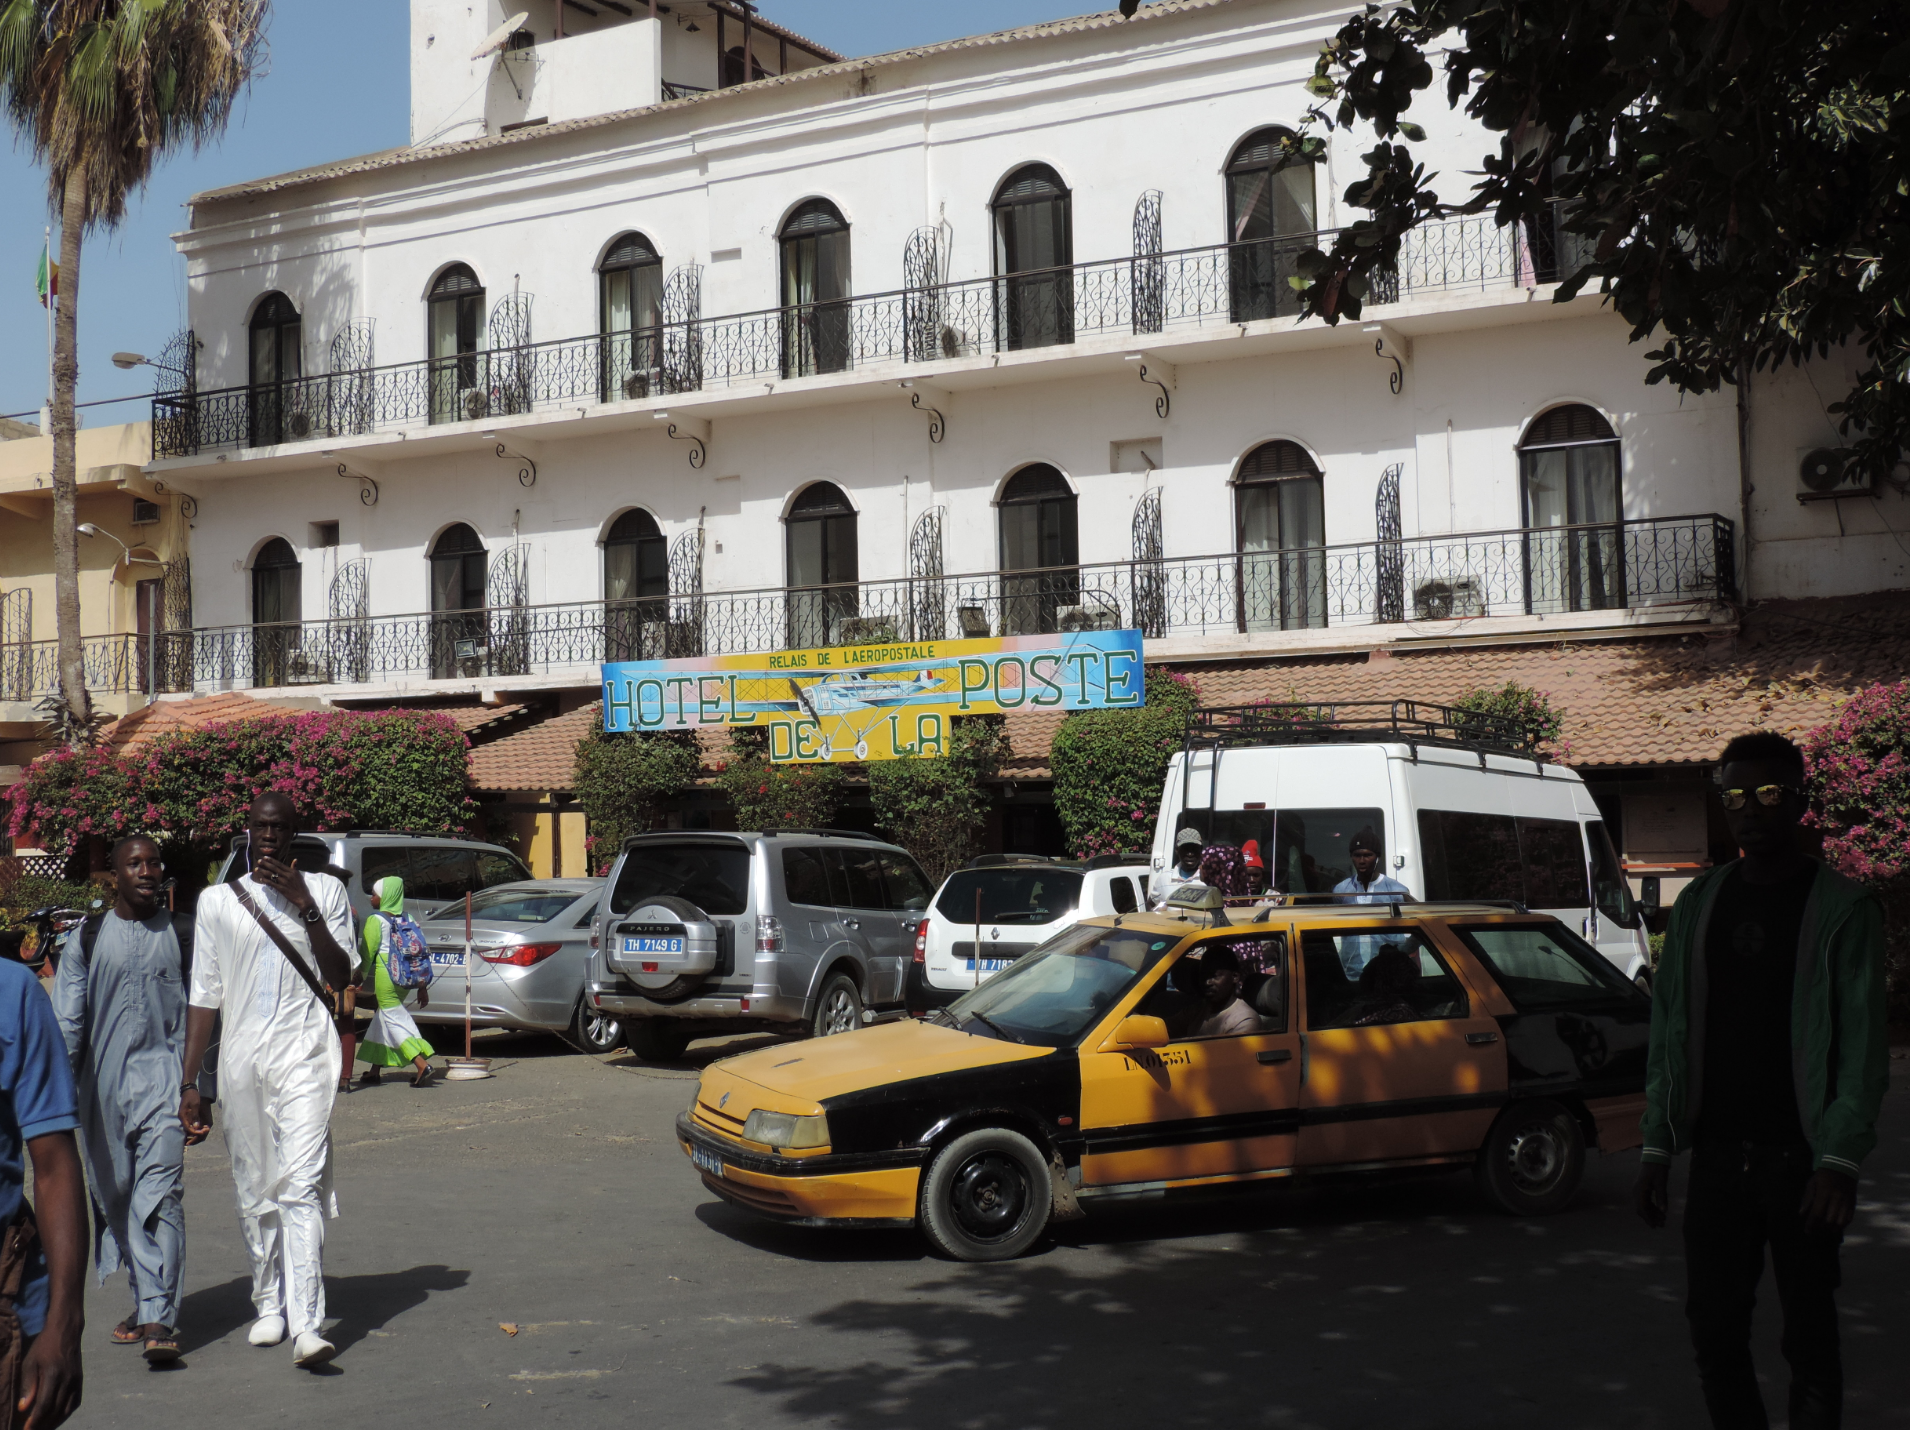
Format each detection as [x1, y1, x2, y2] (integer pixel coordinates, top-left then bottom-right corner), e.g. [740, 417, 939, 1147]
[585, 830, 933, 1061]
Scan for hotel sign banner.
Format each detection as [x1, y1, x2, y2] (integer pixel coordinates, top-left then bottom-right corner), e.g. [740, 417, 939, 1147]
[601, 629, 1145, 764]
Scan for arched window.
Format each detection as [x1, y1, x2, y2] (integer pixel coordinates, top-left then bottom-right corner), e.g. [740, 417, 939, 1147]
[993, 165, 1072, 350]
[600, 233, 663, 401]
[1225, 129, 1316, 322]
[429, 523, 488, 678]
[785, 482, 858, 648]
[427, 265, 485, 424]
[604, 508, 668, 660]
[1520, 404, 1623, 614]
[250, 537, 301, 685]
[779, 200, 851, 377]
[998, 465, 1080, 635]
[1235, 441, 1326, 632]
[247, 293, 302, 447]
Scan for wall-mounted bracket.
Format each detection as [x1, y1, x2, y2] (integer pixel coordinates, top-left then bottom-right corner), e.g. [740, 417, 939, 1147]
[480, 434, 539, 488]
[323, 452, 382, 506]
[147, 476, 199, 521]
[1363, 323, 1410, 395]
[654, 411, 710, 468]
[1125, 352, 1176, 418]
[901, 381, 949, 443]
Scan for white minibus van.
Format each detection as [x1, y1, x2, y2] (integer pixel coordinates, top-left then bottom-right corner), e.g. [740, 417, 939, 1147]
[1150, 702, 1652, 985]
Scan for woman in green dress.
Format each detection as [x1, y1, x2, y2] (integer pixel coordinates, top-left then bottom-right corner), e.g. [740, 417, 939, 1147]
[356, 876, 437, 1087]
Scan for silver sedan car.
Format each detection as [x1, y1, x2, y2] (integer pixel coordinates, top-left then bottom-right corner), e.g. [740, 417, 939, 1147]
[405, 879, 621, 1053]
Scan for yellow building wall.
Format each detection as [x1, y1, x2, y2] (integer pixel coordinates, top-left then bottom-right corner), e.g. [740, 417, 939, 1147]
[493, 793, 590, 879]
[0, 422, 183, 640]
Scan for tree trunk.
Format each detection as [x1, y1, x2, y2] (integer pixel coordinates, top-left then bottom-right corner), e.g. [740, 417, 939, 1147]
[50, 171, 88, 736]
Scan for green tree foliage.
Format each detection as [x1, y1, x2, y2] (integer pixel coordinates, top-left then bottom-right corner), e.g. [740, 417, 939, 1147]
[1122, 0, 1907, 479]
[868, 718, 1010, 884]
[574, 729, 700, 874]
[714, 728, 843, 832]
[1051, 670, 1199, 858]
[1451, 681, 1567, 754]
[0, 0, 268, 732]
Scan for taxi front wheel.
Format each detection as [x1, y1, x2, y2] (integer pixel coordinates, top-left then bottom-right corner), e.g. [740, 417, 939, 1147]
[919, 1128, 1051, 1262]
[1475, 1100, 1586, 1216]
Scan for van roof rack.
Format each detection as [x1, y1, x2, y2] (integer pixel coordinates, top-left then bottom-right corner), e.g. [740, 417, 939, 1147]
[1183, 700, 1539, 762]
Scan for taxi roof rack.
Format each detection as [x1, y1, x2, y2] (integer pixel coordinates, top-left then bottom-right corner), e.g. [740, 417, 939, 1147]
[1183, 700, 1540, 763]
[1235, 894, 1529, 922]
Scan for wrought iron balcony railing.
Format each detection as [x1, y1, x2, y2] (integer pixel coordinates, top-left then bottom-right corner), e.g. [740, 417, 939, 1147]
[154, 211, 1579, 458]
[117, 515, 1730, 694]
[0, 633, 140, 703]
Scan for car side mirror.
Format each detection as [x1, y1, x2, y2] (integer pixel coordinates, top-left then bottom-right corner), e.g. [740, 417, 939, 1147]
[1100, 1013, 1169, 1053]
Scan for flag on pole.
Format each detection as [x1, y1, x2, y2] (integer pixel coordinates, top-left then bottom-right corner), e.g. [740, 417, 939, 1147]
[35, 245, 56, 308]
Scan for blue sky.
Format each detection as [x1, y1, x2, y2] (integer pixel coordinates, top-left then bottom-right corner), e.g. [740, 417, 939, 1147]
[0, 2, 1100, 424]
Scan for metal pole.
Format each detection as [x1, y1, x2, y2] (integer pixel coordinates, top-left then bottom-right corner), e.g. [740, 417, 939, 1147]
[147, 579, 158, 702]
[464, 889, 474, 1059]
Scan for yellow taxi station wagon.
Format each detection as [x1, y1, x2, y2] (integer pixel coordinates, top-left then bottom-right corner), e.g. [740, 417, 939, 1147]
[676, 891, 1651, 1261]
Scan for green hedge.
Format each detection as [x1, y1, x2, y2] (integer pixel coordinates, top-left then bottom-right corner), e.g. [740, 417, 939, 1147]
[574, 729, 700, 874]
[1050, 670, 1198, 857]
[868, 717, 1009, 883]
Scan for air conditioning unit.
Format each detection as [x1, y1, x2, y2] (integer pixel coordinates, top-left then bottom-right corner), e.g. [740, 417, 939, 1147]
[1413, 576, 1485, 620]
[1056, 603, 1120, 633]
[460, 387, 490, 422]
[832, 615, 897, 645]
[623, 370, 652, 400]
[1796, 447, 1875, 502]
[939, 325, 970, 359]
[285, 410, 314, 440]
[285, 651, 329, 682]
[129, 499, 160, 527]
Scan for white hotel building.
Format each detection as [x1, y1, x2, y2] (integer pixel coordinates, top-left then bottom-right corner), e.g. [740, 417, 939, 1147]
[95, 0, 1908, 871]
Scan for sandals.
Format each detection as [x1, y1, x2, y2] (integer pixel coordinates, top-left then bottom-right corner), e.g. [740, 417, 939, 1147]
[111, 1312, 141, 1345]
[362, 1069, 382, 1086]
[143, 1328, 181, 1366]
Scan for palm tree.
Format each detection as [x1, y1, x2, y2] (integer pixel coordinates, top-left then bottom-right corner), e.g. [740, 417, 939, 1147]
[0, 0, 268, 736]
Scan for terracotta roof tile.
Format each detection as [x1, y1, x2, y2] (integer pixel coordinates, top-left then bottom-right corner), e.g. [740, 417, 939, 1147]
[985, 592, 1909, 776]
[467, 702, 602, 793]
[103, 694, 329, 754]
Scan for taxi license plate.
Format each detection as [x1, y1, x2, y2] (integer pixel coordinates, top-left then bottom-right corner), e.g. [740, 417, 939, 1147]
[623, 935, 684, 955]
[690, 1145, 725, 1178]
[965, 956, 1012, 973]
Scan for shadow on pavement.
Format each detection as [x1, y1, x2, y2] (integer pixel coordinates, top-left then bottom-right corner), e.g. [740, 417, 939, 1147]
[604, 1032, 794, 1075]
[713, 1156, 1909, 1429]
[173, 1265, 472, 1361]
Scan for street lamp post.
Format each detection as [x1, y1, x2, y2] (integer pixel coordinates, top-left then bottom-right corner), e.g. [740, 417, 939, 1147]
[76, 522, 166, 702]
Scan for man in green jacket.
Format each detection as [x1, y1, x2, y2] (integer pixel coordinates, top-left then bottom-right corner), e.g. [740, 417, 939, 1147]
[1632, 731, 1889, 1428]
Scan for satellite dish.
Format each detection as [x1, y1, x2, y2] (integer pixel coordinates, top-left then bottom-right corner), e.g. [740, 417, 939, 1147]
[471, 11, 530, 60]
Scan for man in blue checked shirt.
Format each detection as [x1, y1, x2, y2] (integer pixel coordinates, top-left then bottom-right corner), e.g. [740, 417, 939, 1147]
[0, 955, 87, 1427]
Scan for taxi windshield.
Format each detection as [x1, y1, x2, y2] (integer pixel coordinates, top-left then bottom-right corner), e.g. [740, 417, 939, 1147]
[935, 924, 1176, 1048]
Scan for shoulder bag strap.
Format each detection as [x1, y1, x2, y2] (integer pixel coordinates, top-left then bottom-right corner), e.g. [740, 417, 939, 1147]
[77, 913, 104, 971]
[167, 909, 194, 986]
[225, 880, 333, 1007]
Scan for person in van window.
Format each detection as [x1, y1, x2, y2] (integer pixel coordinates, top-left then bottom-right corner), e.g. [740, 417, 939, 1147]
[1336, 946, 1422, 1028]
[1170, 949, 1259, 1039]
[1240, 839, 1270, 896]
[1632, 731, 1888, 1429]
[1152, 829, 1207, 905]
[1334, 831, 1412, 979]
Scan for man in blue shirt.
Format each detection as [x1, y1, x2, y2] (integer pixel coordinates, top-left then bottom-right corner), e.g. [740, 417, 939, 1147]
[0, 953, 87, 1426]
[1333, 829, 1412, 980]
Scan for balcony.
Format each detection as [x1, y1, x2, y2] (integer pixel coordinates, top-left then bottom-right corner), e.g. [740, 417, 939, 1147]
[153, 212, 1585, 459]
[64, 516, 1731, 696]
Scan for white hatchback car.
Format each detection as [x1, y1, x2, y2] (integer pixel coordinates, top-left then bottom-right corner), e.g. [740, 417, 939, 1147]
[906, 854, 1153, 1010]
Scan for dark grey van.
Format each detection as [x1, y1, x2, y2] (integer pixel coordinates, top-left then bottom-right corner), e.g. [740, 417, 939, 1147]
[585, 830, 933, 1061]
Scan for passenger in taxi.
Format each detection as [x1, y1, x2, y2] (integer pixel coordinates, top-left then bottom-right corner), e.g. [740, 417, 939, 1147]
[1336, 945, 1422, 1028]
[1169, 948, 1260, 1038]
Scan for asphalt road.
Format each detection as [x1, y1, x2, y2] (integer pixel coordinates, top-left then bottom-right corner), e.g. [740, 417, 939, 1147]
[67, 1031, 1909, 1429]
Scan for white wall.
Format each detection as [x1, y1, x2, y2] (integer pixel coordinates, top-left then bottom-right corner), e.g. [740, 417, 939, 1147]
[184, 0, 1900, 627]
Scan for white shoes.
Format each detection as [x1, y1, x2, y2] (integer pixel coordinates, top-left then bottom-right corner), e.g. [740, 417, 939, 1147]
[292, 1331, 335, 1369]
[248, 1315, 286, 1347]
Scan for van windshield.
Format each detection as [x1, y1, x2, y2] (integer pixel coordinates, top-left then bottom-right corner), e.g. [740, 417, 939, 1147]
[935, 868, 1083, 926]
[933, 924, 1176, 1047]
[612, 844, 751, 916]
[1175, 808, 1384, 896]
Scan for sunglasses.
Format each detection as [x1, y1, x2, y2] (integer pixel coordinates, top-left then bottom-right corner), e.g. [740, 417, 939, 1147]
[1717, 784, 1801, 811]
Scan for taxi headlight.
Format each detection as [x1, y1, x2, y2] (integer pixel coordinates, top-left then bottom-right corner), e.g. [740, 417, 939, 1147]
[742, 1109, 829, 1149]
